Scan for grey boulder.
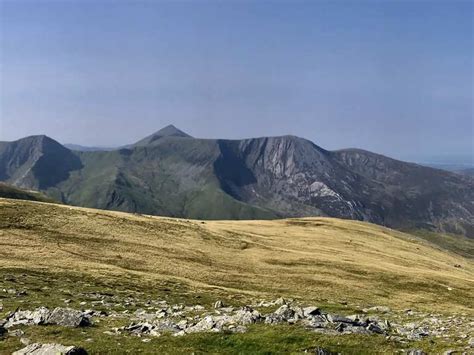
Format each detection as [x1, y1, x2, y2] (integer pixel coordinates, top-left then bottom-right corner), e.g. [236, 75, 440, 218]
[5, 307, 50, 327]
[5, 307, 91, 328]
[12, 343, 87, 355]
[47, 308, 91, 327]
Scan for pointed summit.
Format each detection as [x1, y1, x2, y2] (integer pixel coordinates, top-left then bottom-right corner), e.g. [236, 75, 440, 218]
[154, 124, 191, 138]
[134, 124, 192, 146]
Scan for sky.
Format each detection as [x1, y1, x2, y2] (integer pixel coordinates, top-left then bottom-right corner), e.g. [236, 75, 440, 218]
[0, 0, 472, 164]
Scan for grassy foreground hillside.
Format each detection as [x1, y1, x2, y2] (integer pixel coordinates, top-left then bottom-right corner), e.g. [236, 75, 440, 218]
[0, 198, 473, 354]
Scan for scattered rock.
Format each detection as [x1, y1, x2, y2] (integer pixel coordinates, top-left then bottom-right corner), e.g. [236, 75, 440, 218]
[5, 307, 50, 327]
[47, 308, 91, 327]
[20, 338, 30, 346]
[12, 343, 88, 355]
[214, 300, 225, 309]
[366, 323, 384, 334]
[274, 297, 287, 305]
[8, 329, 24, 337]
[186, 316, 219, 333]
[303, 307, 320, 317]
[274, 305, 296, 320]
[5, 307, 91, 328]
[303, 346, 336, 354]
[233, 306, 262, 325]
[3, 296, 463, 347]
[407, 350, 426, 355]
[346, 314, 361, 323]
[123, 322, 161, 337]
[326, 314, 354, 324]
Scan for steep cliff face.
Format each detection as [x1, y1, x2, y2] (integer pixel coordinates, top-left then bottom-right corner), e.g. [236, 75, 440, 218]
[214, 136, 378, 220]
[211, 135, 474, 235]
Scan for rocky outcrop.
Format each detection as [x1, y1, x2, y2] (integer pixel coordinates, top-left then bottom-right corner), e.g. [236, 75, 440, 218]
[113, 302, 390, 339]
[5, 307, 91, 328]
[46, 307, 91, 327]
[5, 295, 473, 354]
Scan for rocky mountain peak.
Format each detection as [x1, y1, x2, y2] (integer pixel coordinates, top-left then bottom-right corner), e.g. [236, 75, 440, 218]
[133, 124, 192, 146]
[155, 124, 191, 138]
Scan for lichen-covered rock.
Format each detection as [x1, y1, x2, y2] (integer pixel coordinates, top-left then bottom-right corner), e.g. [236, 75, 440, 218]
[303, 307, 320, 317]
[12, 343, 88, 355]
[5, 307, 50, 327]
[406, 350, 427, 355]
[214, 300, 225, 308]
[274, 305, 295, 320]
[326, 314, 355, 324]
[47, 308, 91, 327]
[232, 307, 261, 325]
[8, 329, 24, 337]
[5, 308, 91, 328]
[123, 322, 161, 337]
[186, 316, 218, 333]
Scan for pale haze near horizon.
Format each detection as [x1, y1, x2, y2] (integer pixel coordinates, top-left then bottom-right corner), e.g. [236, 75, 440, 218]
[0, 0, 472, 164]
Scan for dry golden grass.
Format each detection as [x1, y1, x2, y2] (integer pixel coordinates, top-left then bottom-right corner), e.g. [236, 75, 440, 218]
[0, 198, 472, 313]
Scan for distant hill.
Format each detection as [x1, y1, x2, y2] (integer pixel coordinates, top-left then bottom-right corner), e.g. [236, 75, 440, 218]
[64, 143, 116, 152]
[459, 167, 474, 176]
[0, 126, 473, 236]
[0, 182, 55, 203]
[419, 162, 474, 176]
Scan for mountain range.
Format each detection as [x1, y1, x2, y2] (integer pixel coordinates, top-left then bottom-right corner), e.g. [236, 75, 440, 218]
[1, 124, 473, 236]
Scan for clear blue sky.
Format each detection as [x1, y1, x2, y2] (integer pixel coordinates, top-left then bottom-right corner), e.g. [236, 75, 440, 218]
[0, 0, 472, 163]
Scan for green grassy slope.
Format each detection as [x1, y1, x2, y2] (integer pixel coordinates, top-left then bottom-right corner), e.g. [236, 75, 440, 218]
[45, 138, 277, 219]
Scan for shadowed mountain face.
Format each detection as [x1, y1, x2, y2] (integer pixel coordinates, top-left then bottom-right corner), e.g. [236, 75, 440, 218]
[0, 127, 473, 236]
[0, 135, 83, 189]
